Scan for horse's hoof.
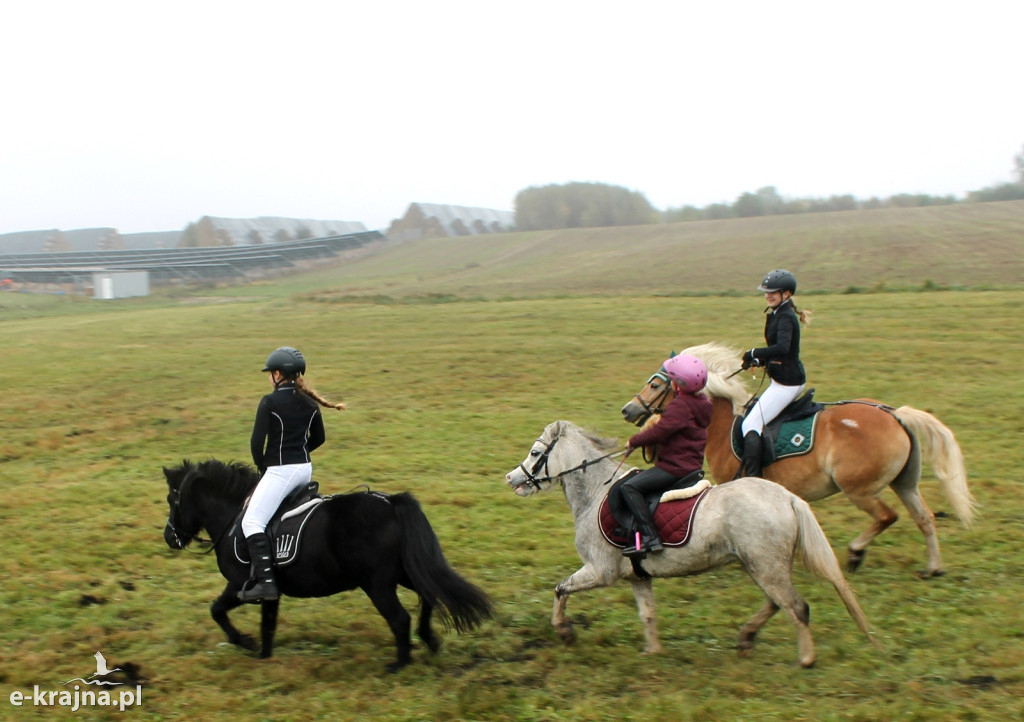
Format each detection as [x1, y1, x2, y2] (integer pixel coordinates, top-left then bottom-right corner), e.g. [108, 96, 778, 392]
[386, 659, 411, 674]
[918, 568, 946, 579]
[847, 549, 866, 573]
[422, 635, 442, 655]
[555, 626, 576, 645]
[236, 635, 258, 652]
[799, 658, 817, 669]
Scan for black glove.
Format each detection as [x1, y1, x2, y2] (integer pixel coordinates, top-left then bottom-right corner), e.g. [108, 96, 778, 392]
[741, 350, 755, 369]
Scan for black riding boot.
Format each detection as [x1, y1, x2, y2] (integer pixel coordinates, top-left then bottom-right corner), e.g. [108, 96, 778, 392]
[742, 431, 763, 478]
[620, 484, 664, 558]
[623, 520, 664, 558]
[238, 532, 279, 603]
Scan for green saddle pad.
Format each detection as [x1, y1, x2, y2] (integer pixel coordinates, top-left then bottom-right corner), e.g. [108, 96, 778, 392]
[731, 412, 819, 461]
[771, 414, 818, 458]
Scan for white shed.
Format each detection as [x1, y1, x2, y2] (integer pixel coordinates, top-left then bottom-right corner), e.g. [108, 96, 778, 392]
[93, 271, 150, 299]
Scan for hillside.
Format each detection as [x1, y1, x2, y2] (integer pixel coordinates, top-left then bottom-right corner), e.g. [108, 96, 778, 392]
[311, 200, 1024, 299]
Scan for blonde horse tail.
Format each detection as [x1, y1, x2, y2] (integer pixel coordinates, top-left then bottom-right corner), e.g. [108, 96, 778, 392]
[792, 495, 882, 650]
[892, 405, 977, 527]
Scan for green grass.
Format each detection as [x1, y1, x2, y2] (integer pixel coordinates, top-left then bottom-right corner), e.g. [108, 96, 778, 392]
[1, 286, 1022, 720]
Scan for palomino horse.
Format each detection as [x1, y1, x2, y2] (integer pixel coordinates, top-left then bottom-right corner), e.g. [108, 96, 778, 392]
[163, 459, 493, 672]
[505, 420, 879, 667]
[621, 342, 976, 578]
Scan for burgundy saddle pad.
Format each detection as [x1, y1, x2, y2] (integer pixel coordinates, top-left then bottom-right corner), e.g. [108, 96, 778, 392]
[599, 488, 709, 548]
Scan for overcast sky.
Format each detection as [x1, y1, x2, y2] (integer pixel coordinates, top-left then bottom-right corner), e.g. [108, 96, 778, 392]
[1, 1, 1021, 234]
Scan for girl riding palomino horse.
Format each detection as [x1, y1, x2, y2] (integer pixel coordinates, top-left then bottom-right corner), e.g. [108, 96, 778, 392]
[740, 269, 812, 478]
[239, 346, 345, 603]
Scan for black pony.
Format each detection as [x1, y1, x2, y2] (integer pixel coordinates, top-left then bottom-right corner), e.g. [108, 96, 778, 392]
[162, 459, 493, 672]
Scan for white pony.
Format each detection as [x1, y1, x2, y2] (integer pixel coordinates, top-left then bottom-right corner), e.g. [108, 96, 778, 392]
[504, 420, 880, 667]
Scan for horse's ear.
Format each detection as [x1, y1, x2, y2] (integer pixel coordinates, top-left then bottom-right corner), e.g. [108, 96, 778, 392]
[552, 420, 568, 440]
[669, 350, 677, 358]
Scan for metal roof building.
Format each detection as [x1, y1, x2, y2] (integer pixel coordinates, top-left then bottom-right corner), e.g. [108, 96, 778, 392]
[386, 203, 515, 241]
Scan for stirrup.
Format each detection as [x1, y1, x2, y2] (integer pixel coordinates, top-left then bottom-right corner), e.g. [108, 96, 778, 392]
[238, 580, 279, 603]
[622, 545, 648, 559]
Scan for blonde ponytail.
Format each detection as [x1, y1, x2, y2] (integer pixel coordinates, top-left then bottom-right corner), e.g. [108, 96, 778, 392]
[792, 302, 813, 326]
[295, 376, 346, 411]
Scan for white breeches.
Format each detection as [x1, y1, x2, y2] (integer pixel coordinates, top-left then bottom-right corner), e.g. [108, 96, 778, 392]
[241, 462, 313, 538]
[741, 381, 806, 436]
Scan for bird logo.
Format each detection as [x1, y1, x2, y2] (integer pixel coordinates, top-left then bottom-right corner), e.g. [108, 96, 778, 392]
[63, 651, 124, 686]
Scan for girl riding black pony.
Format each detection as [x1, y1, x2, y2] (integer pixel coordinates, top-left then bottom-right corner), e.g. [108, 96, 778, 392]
[163, 458, 493, 671]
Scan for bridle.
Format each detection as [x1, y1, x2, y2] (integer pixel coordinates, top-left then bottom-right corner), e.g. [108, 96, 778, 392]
[631, 370, 673, 420]
[165, 483, 195, 549]
[514, 435, 627, 492]
[512, 437, 557, 492]
[165, 475, 227, 555]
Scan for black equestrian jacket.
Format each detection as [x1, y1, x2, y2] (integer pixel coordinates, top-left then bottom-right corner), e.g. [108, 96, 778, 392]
[250, 382, 325, 472]
[752, 300, 806, 386]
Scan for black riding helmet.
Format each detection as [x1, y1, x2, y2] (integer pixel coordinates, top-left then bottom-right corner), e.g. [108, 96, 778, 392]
[757, 269, 797, 294]
[262, 346, 306, 376]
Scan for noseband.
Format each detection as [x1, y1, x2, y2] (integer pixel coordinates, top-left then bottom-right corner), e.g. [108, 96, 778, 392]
[514, 437, 558, 492]
[632, 370, 672, 418]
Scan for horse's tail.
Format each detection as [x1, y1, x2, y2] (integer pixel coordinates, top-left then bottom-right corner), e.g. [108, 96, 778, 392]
[792, 495, 882, 650]
[892, 405, 977, 527]
[390, 492, 494, 633]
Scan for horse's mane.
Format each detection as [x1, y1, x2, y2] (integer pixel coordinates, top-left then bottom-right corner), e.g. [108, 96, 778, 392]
[559, 422, 620, 453]
[181, 458, 261, 499]
[579, 427, 620, 453]
[680, 342, 752, 416]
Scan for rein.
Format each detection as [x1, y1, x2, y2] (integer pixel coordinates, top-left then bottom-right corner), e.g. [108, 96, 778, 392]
[739, 367, 769, 415]
[515, 436, 627, 491]
[190, 521, 234, 556]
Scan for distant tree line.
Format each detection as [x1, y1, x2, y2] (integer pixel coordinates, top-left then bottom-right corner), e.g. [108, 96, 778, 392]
[516, 146, 1024, 230]
[514, 182, 659, 230]
[662, 185, 973, 222]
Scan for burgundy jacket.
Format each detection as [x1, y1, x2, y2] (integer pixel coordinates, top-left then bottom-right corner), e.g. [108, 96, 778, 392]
[628, 390, 712, 477]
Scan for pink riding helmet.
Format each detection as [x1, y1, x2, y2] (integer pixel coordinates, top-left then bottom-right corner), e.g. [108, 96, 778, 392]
[662, 354, 708, 393]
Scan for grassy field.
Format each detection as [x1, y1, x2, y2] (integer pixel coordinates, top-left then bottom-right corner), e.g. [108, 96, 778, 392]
[2, 208, 1023, 720]
[290, 200, 1024, 300]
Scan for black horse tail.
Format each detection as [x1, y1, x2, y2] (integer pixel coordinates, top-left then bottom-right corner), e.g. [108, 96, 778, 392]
[390, 492, 494, 633]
